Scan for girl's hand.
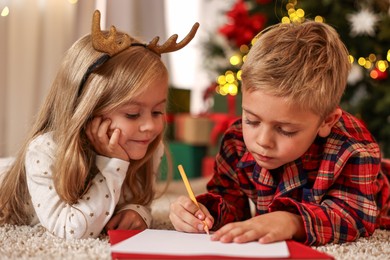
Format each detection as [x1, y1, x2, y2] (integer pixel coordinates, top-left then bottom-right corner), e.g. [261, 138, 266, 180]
[169, 195, 214, 233]
[211, 211, 305, 244]
[105, 209, 147, 231]
[86, 117, 129, 161]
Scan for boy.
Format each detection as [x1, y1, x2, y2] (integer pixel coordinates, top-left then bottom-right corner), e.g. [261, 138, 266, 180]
[169, 20, 390, 246]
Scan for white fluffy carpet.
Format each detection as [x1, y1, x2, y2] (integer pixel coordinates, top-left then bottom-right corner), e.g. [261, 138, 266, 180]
[1, 179, 389, 260]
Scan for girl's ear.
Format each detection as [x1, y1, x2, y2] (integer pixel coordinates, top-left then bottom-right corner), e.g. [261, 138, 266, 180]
[318, 108, 342, 137]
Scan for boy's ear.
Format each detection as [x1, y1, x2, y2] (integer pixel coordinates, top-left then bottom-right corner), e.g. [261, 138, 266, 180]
[318, 108, 342, 137]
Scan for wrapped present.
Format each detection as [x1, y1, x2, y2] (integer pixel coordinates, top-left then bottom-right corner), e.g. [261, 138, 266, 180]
[164, 113, 175, 141]
[206, 113, 240, 156]
[159, 141, 207, 180]
[212, 92, 242, 116]
[174, 113, 213, 146]
[202, 156, 215, 178]
[208, 113, 240, 145]
[167, 87, 191, 114]
[164, 87, 190, 141]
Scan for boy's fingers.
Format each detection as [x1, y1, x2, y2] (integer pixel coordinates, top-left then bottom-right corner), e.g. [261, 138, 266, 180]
[170, 199, 209, 233]
[170, 211, 199, 233]
[177, 196, 199, 213]
[258, 231, 281, 244]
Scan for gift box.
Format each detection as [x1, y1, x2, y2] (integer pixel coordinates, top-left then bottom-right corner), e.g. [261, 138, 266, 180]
[174, 113, 213, 146]
[164, 88, 191, 141]
[207, 113, 240, 156]
[202, 156, 215, 178]
[212, 92, 242, 116]
[167, 87, 191, 114]
[164, 113, 175, 141]
[159, 141, 207, 180]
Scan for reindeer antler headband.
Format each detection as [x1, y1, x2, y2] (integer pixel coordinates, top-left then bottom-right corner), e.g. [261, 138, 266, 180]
[78, 10, 199, 97]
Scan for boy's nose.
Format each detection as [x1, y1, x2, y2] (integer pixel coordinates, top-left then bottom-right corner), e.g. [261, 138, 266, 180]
[256, 126, 274, 149]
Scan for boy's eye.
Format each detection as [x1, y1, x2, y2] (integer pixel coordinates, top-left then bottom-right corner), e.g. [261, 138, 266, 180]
[126, 113, 140, 119]
[277, 127, 297, 137]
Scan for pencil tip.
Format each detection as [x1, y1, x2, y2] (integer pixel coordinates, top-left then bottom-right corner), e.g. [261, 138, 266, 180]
[204, 225, 210, 235]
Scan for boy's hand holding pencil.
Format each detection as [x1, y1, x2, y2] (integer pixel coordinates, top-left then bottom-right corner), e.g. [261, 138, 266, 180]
[169, 165, 213, 234]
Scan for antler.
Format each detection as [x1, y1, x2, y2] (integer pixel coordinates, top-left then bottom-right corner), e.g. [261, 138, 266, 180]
[91, 10, 132, 56]
[147, 22, 200, 55]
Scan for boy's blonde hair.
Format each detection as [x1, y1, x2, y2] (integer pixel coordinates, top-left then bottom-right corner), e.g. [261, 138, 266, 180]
[0, 32, 168, 225]
[241, 20, 351, 118]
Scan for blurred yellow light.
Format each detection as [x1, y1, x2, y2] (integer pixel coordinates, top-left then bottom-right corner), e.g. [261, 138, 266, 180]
[368, 54, 376, 62]
[286, 4, 294, 11]
[226, 74, 235, 83]
[227, 83, 238, 95]
[251, 37, 258, 46]
[358, 57, 366, 66]
[225, 70, 233, 75]
[240, 45, 249, 54]
[364, 60, 372, 69]
[1, 6, 9, 17]
[291, 16, 300, 24]
[296, 9, 305, 18]
[281, 17, 291, 24]
[288, 8, 296, 15]
[215, 85, 220, 94]
[289, 12, 297, 19]
[387, 50, 390, 61]
[348, 55, 354, 63]
[230, 55, 241, 66]
[217, 75, 226, 85]
[377, 60, 387, 72]
[220, 85, 228, 96]
[314, 16, 324, 23]
[68, 0, 78, 3]
[289, 0, 297, 5]
[237, 70, 242, 80]
[242, 55, 247, 63]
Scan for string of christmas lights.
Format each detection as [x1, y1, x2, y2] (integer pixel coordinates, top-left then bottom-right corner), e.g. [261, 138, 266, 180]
[214, 0, 390, 97]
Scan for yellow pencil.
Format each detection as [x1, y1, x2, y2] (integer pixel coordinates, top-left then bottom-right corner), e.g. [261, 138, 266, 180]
[177, 164, 210, 235]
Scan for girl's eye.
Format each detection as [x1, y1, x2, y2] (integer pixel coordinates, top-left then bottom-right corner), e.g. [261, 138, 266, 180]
[277, 128, 297, 137]
[126, 113, 140, 119]
[152, 111, 164, 117]
[244, 119, 259, 126]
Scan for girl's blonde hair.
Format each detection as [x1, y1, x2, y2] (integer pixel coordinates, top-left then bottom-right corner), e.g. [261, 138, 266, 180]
[241, 20, 351, 119]
[0, 32, 168, 225]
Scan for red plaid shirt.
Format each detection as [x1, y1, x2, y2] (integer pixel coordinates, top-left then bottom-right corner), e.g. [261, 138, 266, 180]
[197, 111, 390, 246]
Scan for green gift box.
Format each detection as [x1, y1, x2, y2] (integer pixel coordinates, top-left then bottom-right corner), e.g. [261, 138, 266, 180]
[159, 141, 207, 180]
[212, 92, 242, 116]
[167, 87, 191, 114]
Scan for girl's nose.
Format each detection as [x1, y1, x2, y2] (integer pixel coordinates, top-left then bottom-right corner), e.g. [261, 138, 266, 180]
[139, 115, 155, 132]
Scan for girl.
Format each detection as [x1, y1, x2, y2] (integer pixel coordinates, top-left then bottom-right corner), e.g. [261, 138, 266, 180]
[0, 10, 199, 239]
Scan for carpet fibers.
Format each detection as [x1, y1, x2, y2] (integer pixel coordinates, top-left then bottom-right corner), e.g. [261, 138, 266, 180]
[1, 179, 389, 259]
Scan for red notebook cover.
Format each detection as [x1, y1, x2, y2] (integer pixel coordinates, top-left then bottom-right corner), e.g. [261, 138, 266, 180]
[108, 230, 334, 260]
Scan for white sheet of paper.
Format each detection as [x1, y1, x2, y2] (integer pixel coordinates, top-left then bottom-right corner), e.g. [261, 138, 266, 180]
[110, 229, 290, 258]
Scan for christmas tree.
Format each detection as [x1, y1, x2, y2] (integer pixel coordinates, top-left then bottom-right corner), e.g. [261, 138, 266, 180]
[204, 0, 390, 156]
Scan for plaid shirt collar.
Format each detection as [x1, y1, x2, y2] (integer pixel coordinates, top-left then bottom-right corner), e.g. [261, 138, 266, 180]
[236, 140, 326, 195]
